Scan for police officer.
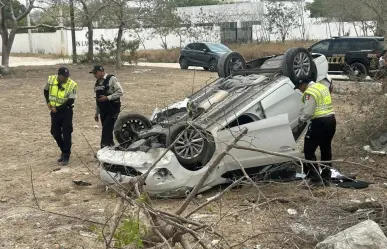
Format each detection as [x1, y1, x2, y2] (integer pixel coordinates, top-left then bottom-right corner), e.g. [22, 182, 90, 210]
[90, 65, 124, 148]
[294, 77, 336, 187]
[44, 67, 78, 165]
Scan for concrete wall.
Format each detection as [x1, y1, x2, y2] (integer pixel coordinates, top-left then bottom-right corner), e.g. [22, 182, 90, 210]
[4, 30, 69, 54]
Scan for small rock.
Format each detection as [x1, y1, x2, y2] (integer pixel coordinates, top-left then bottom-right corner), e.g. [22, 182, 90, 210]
[79, 231, 98, 239]
[0, 198, 8, 203]
[93, 125, 99, 128]
[383, 183, 387, 188]
[196, 194, 203, 199]
[34, 222, 41, 228]
[315, 220, 387, 249]
[211, 240, 220, 246]
[287, 208, 297, 215]
[254, 246, 262, 249]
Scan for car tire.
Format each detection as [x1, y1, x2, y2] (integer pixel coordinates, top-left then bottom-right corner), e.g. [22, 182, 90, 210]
[348, 62, 367, 81]
[179, 57, 189, 69]
[113, 113, 152, 146]
[217, 51, 246, 78]
[166, 123, 215, 170]
[208, 59, 218, 72]
[282, 47, 316, 84]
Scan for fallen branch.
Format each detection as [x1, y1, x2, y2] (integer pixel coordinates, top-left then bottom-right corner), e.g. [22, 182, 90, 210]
[185, 177, 245, 218]
[175, 127, 248, 215]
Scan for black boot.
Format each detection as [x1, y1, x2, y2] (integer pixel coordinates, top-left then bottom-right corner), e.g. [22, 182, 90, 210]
[62, 153, 70, 166]
[57, 153, 64, 163]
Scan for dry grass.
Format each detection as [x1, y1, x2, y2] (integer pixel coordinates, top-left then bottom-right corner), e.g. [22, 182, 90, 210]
[1, 65, 387, 248]
[4, 52, 69, 59]
[136, 40, 317, 63]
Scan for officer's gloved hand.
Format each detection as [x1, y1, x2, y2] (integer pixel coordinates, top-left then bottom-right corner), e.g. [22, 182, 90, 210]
[297, 117, 305, 133]
[298, 117, 304, 125]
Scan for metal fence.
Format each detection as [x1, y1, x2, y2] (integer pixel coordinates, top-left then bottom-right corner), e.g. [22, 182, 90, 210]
[220, 27, 253, 43]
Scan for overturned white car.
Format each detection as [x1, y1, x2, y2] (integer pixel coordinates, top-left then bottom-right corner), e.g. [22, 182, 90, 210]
[97, 48, 333, 198]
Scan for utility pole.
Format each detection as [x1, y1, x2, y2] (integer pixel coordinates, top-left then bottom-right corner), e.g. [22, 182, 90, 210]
[69, 0, 77, 63]
[25, 0, 33, 53]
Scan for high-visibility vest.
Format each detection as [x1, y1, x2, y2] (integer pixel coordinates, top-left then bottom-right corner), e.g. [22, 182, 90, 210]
[48, 75, 78, 107]
[302, 82, 333, 119]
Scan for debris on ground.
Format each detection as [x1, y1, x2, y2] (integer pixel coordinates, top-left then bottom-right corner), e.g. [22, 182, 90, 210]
[72, 180, 92, 186]
[133, 68, 153, 74]
[315, 220, 387, 249]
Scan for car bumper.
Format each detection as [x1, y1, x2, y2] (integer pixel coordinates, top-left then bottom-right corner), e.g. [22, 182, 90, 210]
[97, 146, 223, 198]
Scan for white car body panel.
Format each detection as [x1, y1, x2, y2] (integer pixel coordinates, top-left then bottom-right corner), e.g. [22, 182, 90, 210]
[216, 114, 301, 169]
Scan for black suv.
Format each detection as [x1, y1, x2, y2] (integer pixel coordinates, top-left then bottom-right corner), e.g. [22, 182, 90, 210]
[308, 36, 385, 80]
[178, 42, 231, 72]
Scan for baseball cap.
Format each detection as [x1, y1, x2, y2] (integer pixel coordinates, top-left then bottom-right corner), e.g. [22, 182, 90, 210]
[58, 67, 70, 77]
[89, 65, 104, 74]
[294, 77, 311, 89]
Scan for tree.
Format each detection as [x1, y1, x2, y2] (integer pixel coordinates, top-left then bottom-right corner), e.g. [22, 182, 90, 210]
[148, 0, 184, 49]
[0, 0, 63, 67]
[263, 1, 299, 43]
[106, 0, 149, 68]
[78, 0, 107, 61]
[306, 0, 386, 36]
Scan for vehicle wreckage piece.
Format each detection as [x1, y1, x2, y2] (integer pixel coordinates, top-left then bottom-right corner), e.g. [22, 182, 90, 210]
[97, 47, 333, 198]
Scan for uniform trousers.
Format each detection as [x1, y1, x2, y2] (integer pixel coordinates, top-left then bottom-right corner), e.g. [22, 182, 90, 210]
[303, 115, 336, 182]
[50, 107, 73, 155]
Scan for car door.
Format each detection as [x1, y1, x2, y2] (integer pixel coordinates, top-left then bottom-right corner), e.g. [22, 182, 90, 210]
[184, 43, 196, 65]
[216, 113, 301, 170]
[194, 43, 210, 66]
[259, 82, 302, 132]
[326, 39, 353, 72]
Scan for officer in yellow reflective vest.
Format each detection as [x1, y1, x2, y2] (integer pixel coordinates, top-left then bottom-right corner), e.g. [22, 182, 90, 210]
[43, 67, 78, 165]
[294, 77, 336, 187]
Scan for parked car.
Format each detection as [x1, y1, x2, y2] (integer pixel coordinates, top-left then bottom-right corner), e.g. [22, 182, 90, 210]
[308, 36, 385, 80]
[97, 47, 333, 198]
[178, 42, 232, 72]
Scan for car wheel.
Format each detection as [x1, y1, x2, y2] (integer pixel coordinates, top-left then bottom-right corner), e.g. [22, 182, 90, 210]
[179, 57, 189, 69]
[208, 59, 218, 72]
[113, 113, 152, 146]
[282, 47, 316, 84]
[166, 124, 215, 170]
[217, 51, 246, 78]
[348, 62, 367, 81]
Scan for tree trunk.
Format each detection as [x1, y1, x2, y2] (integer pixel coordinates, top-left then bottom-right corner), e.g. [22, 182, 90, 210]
[116, 23, 124, 69]
[2, 29, 16, 67]
[70, 0, 77, 63]
[1, 44, 10, 67]
[87, 20, 94, 61]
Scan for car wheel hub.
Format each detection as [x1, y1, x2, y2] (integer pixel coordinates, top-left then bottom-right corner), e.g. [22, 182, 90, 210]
[121, 120, 145, 139]
[174, 129, 204, 160]
[293, 52, 310, 77]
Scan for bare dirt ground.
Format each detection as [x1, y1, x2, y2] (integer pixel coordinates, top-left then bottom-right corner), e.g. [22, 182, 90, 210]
[1, 65, 386, 249]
